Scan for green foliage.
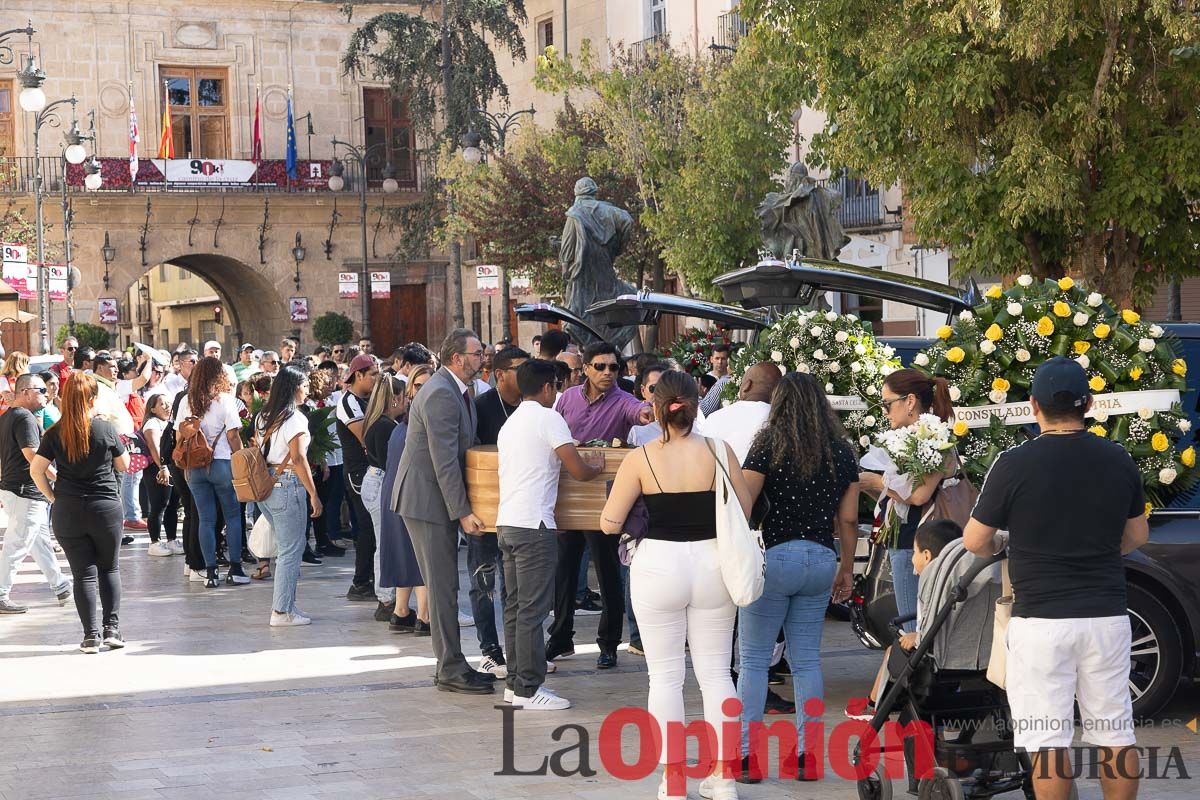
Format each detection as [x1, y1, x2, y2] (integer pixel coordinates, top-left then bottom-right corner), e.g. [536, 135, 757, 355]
[741, 0, 1200, 306]
[304, 406, 339, 467]
[312, 312, 354, 346]
[55, 323, 111, 351]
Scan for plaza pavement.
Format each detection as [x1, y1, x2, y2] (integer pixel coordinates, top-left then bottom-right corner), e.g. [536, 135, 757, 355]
[0, 524, 1197, 800]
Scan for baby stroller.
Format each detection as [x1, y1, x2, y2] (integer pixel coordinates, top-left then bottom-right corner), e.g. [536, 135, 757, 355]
[854, 548, 1057, 800]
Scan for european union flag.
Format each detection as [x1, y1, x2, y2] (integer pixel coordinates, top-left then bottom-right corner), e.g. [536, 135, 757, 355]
[286, 91, 298, 180]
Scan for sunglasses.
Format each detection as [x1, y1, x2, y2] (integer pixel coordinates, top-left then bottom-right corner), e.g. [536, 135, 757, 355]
[26, 387, 47, 394]
[589, 362, 621, 373]
[332, 349, 344, 354]
[645, 383, 658, 393]
[880, 394, 910, 411]
[64, 346, 77, 351]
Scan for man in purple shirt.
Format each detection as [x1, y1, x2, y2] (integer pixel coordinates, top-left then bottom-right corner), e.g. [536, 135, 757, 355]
[548, 341, 651, 669]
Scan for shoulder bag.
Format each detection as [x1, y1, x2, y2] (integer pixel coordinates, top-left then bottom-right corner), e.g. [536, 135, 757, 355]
[706, 437, 766, 607]
[986, 555, 1013, 689]
[920, 449, 980, 528]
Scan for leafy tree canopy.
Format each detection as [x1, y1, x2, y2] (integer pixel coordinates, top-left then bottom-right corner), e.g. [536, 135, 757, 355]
[742, 0, 1200, 306]
[312, 311, 355, 346]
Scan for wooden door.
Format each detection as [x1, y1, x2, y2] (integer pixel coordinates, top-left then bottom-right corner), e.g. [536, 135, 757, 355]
[369, 283, 426, 355]
[0, 80, 14, 159]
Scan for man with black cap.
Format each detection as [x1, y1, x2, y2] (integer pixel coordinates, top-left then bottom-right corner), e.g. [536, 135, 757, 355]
[965, 356, 1149, 800]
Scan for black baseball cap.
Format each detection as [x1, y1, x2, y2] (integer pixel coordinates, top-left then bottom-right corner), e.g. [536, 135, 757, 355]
[1032, 356, 1090, 408]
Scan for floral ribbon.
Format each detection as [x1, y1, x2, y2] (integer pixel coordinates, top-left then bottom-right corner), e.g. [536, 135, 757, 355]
[952, 389, 1181, 429]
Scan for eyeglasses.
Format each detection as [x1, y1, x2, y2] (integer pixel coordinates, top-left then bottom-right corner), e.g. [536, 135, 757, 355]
[25, 387, 47, 394]
[589, 362, 621, 373]
[880, 394, 910, 411]
[461, 350, 484, 359]
[645, 383, 658, 393]
[262, 360, 277, 365]
[64, 346, 77, 352]
[332, 349, 344, 354]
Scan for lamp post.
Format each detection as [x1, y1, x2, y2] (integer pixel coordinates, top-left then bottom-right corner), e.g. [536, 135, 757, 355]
[328, 139, 397, 341]
[62, 111, 100, 337]
[460, 106, 535, 342]
[292, 231, 306, 289]
[101, 232, 116, 291]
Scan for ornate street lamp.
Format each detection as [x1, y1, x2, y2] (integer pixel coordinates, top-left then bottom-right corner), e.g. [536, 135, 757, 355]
[101, 232, 116, 291]
[292, 232, 306, 289]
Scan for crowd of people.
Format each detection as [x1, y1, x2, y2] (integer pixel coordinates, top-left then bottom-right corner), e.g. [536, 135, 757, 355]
[0, 325, 1149, 800]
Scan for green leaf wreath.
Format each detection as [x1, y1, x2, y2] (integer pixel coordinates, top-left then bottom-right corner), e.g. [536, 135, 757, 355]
[726, 309, 901, 450]
[913, 275, 1196, 508]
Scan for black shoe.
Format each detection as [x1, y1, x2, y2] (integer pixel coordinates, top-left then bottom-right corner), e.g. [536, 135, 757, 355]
[216, 552, 230, 567]
[596, 648, 617, 670]
[204, 568, 220, 589]
[545, 640, 575, 662]
[318, 544, 347, 557]
[773, 656, 791, 677]
[226, 565, 251, 585]
[241, 548, 257, 565]
[413, 619, 431, 636]
[374, 601, 396, 622]
[389, 611, 417, 633]
[466, 667, 497, 682]
[796, 752, 818, 782]
[768, 668, 785, 686]
[736, 754, 765, 785]
[102, 626, 125, 649]
[80, 635, 101, 654]
[302, 550, 323, 565]
[436, 677, 495, 695]
[764, 688, 795, 715]
[121, 535, 135, 546]
[345, 583, 375, 601]
[575, 596, 603, 615]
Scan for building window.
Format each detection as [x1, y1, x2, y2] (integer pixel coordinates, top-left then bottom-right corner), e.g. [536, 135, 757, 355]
[647, 0, 666, 37]
[161, 329, 169, 345]
[161, 66, 229, 158]
[176, 327, 190, 346]
[536, 16, 554, 52]
[0, 80, 13, 158]
[471, 302, 482, 337]
[363, 88, 415, 187]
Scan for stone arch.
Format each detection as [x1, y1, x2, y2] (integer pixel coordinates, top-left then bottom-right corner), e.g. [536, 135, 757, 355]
[124, 253, 288, 348]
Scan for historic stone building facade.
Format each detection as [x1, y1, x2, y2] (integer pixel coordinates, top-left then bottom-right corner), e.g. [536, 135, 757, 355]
[0, 0, 473, 354]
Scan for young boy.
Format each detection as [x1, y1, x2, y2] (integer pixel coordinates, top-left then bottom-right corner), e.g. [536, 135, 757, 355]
[848, 519, 964, 719]
[495, 359, 605, 710]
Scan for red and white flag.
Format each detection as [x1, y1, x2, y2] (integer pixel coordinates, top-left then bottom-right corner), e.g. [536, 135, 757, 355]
[251, 86, 263, 162]
[128, 87, 140, 182]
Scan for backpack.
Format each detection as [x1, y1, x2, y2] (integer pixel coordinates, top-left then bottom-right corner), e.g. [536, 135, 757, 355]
[159, 392, 186, 468]
[173, 416, 223, 470]
[231, 416, 292, 502]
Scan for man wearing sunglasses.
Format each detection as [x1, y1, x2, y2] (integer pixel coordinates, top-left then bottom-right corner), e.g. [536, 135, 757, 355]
[331, 344, 347, 365]
[51, 337, 78, 384]
[0, 373, 71, 614]
[548, 341, 653, 670]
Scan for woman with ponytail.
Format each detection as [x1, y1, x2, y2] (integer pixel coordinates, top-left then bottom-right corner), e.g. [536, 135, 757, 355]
[602, 369, 753, 800]
[859, 368, 956, 633]
[30, 373, 130, 653]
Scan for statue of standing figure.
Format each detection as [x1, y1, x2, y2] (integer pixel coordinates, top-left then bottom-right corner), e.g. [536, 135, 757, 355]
[559, 177, 638, 348]
[757, 162, 850, 262]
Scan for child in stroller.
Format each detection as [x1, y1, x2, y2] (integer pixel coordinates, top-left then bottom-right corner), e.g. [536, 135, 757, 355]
[854, 521, 1043, 800]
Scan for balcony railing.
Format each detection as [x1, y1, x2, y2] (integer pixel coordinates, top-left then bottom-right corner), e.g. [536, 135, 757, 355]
[0, 156, 424, 195]
[713, 10, 749, 51]
[629, 34, 666, 64]
[818, 169, 886, 230]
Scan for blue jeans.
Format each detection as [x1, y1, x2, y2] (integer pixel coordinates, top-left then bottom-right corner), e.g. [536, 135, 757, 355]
[738, 539, 837, 754]
[258, 472, 307, 614]
[186, 459, 244, 570]
[889, 548, 918, 633]
[121, 468, 143, 522]
[468, 532, 506, 656]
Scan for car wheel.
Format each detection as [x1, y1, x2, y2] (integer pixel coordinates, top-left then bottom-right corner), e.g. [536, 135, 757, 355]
[1127, 583, 1183, 719]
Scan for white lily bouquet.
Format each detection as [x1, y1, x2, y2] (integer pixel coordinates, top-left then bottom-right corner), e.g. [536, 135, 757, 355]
[868, 413, 958, 547]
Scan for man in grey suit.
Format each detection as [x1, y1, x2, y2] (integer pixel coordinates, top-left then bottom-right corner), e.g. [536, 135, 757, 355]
[393, 328, 493, 693]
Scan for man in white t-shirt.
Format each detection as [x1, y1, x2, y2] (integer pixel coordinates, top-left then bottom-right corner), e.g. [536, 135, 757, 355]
[162, 349, 197, 398]
[702, 362, 781, 463]
[496, 359, 604, 710]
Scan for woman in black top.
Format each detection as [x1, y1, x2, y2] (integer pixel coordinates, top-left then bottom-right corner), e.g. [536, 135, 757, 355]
[738, 372, 860, 778]
[31, 373, 130, 654]
[359, 376, 407, 619]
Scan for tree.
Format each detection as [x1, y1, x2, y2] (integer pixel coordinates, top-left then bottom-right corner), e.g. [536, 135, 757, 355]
[312, 312, 354, 346]
[655, 31, 807, 294]
[743, 0, 1200, 306]
[341, 0, 528, 329]
[55, 323, 109, 351]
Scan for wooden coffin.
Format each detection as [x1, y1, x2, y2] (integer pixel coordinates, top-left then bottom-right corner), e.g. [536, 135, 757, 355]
[465, 445, 631, 532]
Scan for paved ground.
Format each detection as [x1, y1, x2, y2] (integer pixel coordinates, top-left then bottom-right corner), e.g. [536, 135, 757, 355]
[0, 526, 1197, 800]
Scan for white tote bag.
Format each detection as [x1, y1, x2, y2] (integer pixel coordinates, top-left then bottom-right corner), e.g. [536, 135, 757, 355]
[707, 438, 766, 607]
[248, 513, 277, 560]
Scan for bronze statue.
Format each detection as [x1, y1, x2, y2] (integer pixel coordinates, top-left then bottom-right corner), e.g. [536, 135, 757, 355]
[559, 177, 638, 348]
[757, 162, 849, 261]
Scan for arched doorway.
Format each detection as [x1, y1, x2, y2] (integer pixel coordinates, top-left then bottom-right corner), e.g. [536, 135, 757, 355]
[117, 254, 288, 352]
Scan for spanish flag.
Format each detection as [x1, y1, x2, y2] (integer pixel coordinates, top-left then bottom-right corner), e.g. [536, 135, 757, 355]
[157, 80, 174, 159]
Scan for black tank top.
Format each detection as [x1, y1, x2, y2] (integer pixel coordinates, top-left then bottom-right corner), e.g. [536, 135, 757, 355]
[640, 446, 717, 542]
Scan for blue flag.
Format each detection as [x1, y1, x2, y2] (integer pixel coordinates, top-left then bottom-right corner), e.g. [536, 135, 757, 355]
[285, 90, 298, 180]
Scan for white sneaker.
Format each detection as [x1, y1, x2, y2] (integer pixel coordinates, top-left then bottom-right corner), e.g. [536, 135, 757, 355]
[503, 688, 515, 703]
[270, 610, 312, 627]
[546, 661, 557, 674]
[333, 538, 354, 549]
[512, 687, 570, 711]
[169, 540, 184, 555]
[479, 655, 508, 678]
[147, 542, 173, 557]
[188, 569, 208, 583]
[698, 774, 738, 800]
[458, 610, 476, 628]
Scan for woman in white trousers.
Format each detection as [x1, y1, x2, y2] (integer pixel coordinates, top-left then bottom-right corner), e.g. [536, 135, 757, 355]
[603, 370, 753, 800]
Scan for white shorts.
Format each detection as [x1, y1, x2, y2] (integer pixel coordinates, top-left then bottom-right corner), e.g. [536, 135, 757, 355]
[1006, 615, 1136, 752]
